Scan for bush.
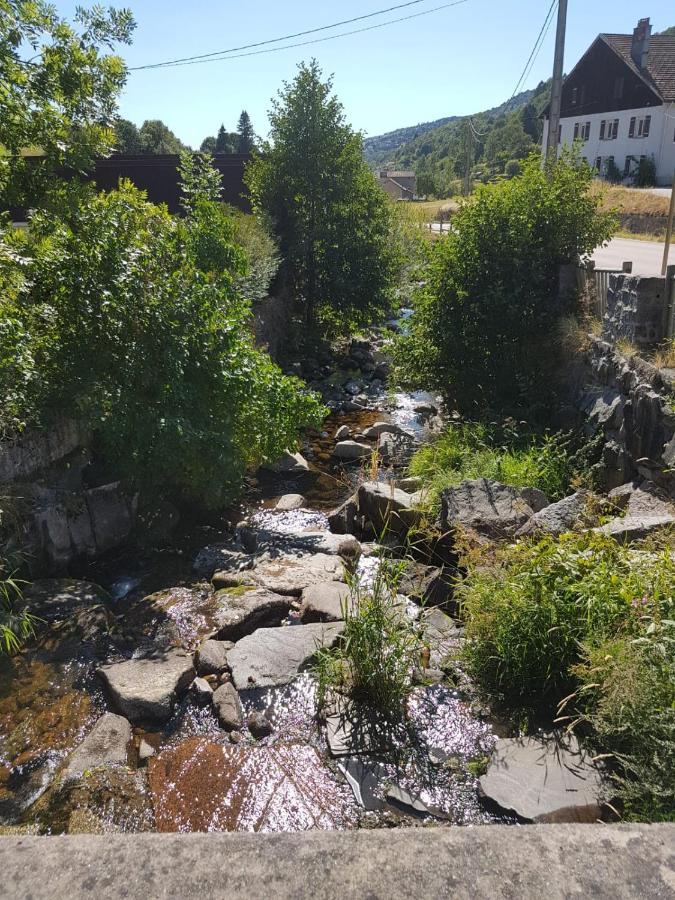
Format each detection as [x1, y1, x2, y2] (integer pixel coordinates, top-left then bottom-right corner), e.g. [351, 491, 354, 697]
[408, 422, 592, 511]
[504, 159, 522, 178]
[0, 172, 324, 506]
[604, 157, 623, 184]
[0, 559, 37, 654]
[313, 563, 422, 717]
[394, 151, 616, 412]
[633, 156, 657, 188]
[458, 531, 675, 818]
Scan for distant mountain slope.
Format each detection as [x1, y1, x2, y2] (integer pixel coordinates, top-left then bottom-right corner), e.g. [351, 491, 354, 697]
[364, 80, 552, 195]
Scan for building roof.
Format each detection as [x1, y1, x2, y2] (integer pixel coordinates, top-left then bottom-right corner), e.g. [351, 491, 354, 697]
[379, 171, 416, 179]
[600, 32, 675, 103]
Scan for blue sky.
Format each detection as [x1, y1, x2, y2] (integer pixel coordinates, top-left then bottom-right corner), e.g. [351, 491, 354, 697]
[58, 1, 675, 146]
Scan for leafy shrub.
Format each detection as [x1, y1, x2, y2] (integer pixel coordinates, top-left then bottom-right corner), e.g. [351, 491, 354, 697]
[603, 157, 623, 184]
[313, 563, 422, 716]
[504, 159, 522, 178]
[394, 151, 616, 412]
[408, 422, 591, 511]
[225, 207, 280, 302]
[0, 171, 324, 506]
[458, 531, 675, 818]
[633, 156, 657, 189]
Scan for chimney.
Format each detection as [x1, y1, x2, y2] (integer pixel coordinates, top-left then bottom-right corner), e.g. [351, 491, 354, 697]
[631, 17, 652, 69]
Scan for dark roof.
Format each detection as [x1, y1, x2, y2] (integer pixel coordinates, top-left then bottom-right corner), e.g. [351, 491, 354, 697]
[601, 33, 675, 102]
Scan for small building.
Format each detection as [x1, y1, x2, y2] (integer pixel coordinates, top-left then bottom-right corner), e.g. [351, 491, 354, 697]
[542, 18, 675, 185]
[376, 170, 417, 200]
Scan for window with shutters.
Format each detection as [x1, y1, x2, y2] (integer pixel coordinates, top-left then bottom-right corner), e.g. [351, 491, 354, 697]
[600, 120, 606, 140]
[631, 115, 652, 138]
[582, 122, 590, 140]
[573, 122, 579, 140]
[629, 117, 636, 137]
[611, 119, 619, 139]
[595, 156, 602, 171]
[623, 156, 632, 177]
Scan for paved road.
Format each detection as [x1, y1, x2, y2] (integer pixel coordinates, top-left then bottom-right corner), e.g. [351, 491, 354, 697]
[591, 236, 673, 276]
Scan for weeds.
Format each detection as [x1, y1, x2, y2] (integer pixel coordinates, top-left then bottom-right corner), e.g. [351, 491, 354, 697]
[408, 422, 591, 513]
[312, 561, 422, 717]
[0, 562, 37, 653]
[457, 531, 675, 819]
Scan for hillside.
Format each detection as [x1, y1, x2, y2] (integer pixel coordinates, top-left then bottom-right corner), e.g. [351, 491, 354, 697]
[365, 80, 552, 196]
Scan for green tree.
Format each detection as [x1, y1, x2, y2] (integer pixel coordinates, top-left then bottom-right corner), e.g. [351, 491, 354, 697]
[237, 110, 257, 154]
[200, 136, 217, 154]
[215, 124, 236, 154]
[114, 118, 142, 153]
[2, 163, 324, 506]
[0, 1, 135, 209]
[395, 152, 616, 411]
[139, 120, 187, 154]
[246, 60, 400, 334]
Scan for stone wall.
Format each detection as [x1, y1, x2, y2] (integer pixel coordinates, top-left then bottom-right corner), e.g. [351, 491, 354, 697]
[604, 273, 670, 347]
[0, 420, 136, 573]
[580, 338, 675, 492]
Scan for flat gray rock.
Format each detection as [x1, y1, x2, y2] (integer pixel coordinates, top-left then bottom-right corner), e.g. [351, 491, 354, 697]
[479, 734, 607, 823]
[97, 649, 195, 723]
[516, 491, 596, 537]
[262, 451, 309, 475]
[196, 638, 234, 675]
[357, 481, 416, 534]
[227, 623, 345, 690]
[440, 479, 537, 538]
[24, 579, 111, 624]
[249, 552, 345, 596]
[594, 514, 675, 542]
[300, 582, 353, 622]
[361, 422, 404, 439]
[62, 713, 131, 779]
[212, 682, 244, 730]
[212, 587, 292, 641]
[337, 756, 387, 811]
[333, 440, 373, 460]
[274, 494, 306, 511]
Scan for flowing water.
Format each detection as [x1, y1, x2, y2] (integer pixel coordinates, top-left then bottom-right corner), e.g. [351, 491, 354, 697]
[0, 345, 515, 833]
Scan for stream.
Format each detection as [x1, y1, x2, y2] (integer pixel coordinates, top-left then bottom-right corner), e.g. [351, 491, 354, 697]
[0, 321, 516, 834]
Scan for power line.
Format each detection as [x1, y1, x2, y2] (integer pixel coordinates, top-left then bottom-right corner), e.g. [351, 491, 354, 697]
[508, 0, 557, 103]
[130, 0, 470, 71]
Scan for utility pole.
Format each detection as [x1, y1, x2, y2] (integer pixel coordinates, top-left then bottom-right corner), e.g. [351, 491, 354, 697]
[545, 0, 568, 159]
[661, 171, 675, 276]
[463, 120, 472, 195]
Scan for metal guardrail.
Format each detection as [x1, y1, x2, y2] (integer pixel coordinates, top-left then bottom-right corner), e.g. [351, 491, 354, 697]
[576, 261, 624, 319]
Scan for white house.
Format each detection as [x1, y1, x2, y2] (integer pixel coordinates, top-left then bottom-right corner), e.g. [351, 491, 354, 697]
[542, 18, 675, 185]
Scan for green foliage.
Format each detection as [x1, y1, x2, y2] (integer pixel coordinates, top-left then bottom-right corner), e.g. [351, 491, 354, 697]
[138, 119, 187, 154]
[0, 1, 134, 209]
[394, 151, 617, 412]
[114, 118, 142, 154]
[313, 563, 422, 716]
[504, 159, 522, 178]
[215, 124, 237, 155]
[633, 156, 657, 188]
[246, 60, 401, 336]
[0, 561, 37, 654]
[313, 560, 422, 718]
[225, 207, 280, 303]
[0, 161, 324, 506]
[458, 531, 675, 818]
[409, 423, 589, 511]
[200, 136, 217, 154]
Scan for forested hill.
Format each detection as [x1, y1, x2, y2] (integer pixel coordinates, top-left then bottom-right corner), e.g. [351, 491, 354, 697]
[364, 80, 552, 196]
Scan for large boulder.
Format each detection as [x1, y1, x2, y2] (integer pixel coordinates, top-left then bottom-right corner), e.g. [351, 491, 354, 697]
[97, 649, 195, 723]
[212, 587, 292, 641]
[333, 440, 373, 461]
[61, 713, 131, 780]
[24, 579, 112, 625]
[595, 514, 675, 542]
[274, 494, 305, 511]
[261, 451, 309, 475]
[357, 481, 418, 535]
[479, 734, 607, 823]
[248, 552, 346, 596]
[440, 479, 539, 539]
[516, 490, 599, 537]
[211, 683, 243, 731]
[361, 422, 405, 439]
[327, 495, 359, 535]
[227, 622, 345, 689]
[300, 582, 353, 622]
[195, 638, 233, 675]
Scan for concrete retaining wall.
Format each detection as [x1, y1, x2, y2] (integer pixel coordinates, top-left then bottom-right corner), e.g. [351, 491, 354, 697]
[1, 824, 673, 899]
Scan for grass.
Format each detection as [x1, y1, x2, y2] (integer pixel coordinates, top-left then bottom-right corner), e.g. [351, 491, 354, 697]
[312, 562, 422, 717]
[652, 340, 675, 370]
[408, 422, 590, 513]
[0, 564, 37, 654]
[590, 182, 670, 218]
[456, 530, 675, 820]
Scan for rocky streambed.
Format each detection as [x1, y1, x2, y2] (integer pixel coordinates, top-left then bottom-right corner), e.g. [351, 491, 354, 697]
[0, 323, 621, 834]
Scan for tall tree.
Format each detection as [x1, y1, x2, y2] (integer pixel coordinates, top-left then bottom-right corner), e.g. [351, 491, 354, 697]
[200, 136, 217, 154]
[215, 124, 236, 154]
[139, 120, 187, 154]
[237, 110, 257, 154]
[246, 60, 399, 334]
[0, 2, 135, 209]
[114, 118, 142, 153]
